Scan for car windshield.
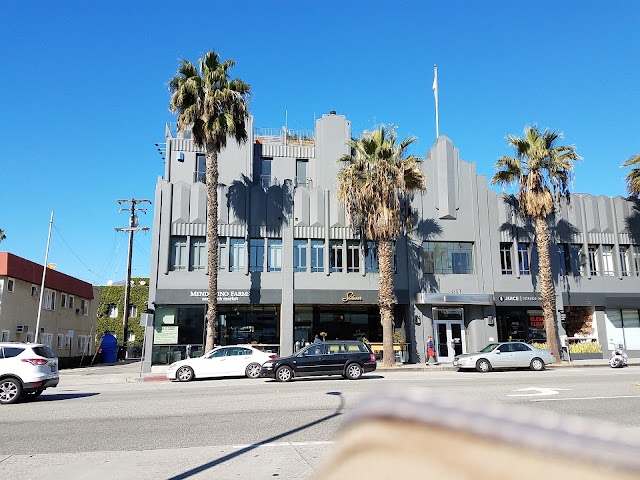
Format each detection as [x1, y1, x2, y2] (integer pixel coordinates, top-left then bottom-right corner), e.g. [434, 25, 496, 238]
[479, 343, 499, 353]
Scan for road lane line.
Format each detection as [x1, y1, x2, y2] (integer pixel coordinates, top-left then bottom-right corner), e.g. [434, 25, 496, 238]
[531, 395, 640, 402]
[232, 441, 334, 449]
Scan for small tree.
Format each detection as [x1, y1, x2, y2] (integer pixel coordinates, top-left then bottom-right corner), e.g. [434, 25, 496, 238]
[0, 229, 5, 243]
[622, 153, 640, 197]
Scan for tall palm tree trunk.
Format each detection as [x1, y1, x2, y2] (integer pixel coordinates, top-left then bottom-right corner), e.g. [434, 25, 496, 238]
[534, 216, 560, 363]
[378, 240, 395, 367]
[205, 147, 219, 353]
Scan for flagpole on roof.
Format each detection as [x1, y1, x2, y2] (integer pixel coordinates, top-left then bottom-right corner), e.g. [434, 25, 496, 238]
[433, 64, 439, 139]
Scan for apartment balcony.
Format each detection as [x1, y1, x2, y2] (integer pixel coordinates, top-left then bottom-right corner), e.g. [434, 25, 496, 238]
[255, 127, 315, 146]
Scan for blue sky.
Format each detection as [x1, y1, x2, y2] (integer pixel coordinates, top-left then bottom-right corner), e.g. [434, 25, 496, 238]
[1, 0, 638, 285]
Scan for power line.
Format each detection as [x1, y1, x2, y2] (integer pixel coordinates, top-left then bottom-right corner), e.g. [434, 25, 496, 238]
[52, 224, 103, 280]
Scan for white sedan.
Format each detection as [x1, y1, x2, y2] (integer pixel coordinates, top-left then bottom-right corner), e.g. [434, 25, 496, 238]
[167, 345, 276, 382]
[454, 342, 556, 372]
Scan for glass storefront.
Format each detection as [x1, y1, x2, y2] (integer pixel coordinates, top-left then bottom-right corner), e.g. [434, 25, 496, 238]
[217, 305, 280, 348]
[152, 305, 206, 364]
[497, 308, 545, 343]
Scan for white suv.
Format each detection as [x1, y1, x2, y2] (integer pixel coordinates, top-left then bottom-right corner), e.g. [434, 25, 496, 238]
[0, 342, 59, 404]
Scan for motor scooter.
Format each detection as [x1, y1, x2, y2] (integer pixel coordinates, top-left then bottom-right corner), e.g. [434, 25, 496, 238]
[609, 340, 628, 368]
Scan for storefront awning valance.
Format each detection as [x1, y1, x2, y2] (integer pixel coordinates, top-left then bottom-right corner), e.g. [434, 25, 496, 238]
[415, 293, 494, 305]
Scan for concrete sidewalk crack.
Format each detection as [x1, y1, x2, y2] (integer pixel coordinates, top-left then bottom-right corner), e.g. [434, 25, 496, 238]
[0, 455, 13, 465]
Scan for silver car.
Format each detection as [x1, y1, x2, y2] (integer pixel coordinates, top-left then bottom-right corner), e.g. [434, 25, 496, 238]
[454, 342, 556, 372]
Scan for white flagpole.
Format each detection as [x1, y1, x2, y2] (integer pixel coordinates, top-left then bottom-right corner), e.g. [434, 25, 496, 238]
[433, 64, 439, 139]
[35, 211, 54, 343]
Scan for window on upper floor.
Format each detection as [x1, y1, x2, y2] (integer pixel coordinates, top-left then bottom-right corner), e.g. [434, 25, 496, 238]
[169, 236, 188, 271]
[107, 304, 118, 318]
[229, 238, 246, 272]
[80, 299, 89, 316]
[129, 305, 137, 318]
[31, 285, 38, 297]
[249, 238, 265, 272]
[68, 295, 74, 310]
[43, 289, 56, 310]
[60, 293, 67, 308]
[6, 278, 14, 292]
[601, 245, 615, 276]
[365, 241, 378, 273]
[500, 243, 513, 275]
[517, 243, 530, 275]
[620, 246, 631, 276]
[296, 159, 309, 187]
[633, 246, 640, 276]
[195, 154, 206, 183]
[347, 241, 360, 273]
[293, 239, 307, 272]
[330, 240, 344, 273]
[267, 239, 283, 272]
[189, 236, 206, 271]
[310, 240, 324, 273]
[558, 244, 570, 276]
[588, 245, 600, 276]
[423, 242, 474, 274]
[218, 237, 227, 271]
[261, 157, 273, 188]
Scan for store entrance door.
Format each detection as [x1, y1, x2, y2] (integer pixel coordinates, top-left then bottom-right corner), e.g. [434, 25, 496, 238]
[433, 308, 466, 363]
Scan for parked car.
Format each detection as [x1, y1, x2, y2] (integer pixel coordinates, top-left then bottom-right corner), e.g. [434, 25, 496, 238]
[454, 342, 555, 372]
[0, 342, 59, 404]
[167, 345, 276, 382]
[260, 340, 377, 382]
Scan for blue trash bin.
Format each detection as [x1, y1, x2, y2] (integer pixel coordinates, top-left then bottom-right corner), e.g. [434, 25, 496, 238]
[100, 333, 119, 363]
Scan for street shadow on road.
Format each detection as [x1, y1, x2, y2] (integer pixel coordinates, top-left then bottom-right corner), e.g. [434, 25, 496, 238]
[35, 393, 100, 402]
[263, 375, 384, 383]
[167, 392, 345, 480]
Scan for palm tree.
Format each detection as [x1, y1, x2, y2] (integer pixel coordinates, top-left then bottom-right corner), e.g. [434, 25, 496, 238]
[622, 153, 640, 196]
[169, 50, 251, 353]
[0, 229, 5, 243]
[492, 126, 581, 361]
[337, 127, 426, 367]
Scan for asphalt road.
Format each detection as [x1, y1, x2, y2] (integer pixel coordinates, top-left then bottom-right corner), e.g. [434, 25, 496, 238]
[2, 367, 640, 479]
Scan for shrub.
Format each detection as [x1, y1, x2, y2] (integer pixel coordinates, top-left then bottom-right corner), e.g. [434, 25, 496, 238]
[531, 341, 602, 353]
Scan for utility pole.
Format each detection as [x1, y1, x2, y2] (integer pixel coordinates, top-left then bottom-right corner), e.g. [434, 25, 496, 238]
[115, 199, 151, 354]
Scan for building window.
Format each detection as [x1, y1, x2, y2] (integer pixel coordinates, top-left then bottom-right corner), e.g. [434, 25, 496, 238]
[267, 239, 283, 272]
[169, 236, 188, 271]
[423, 242, 474, 274]
[293, 239, 307, 272]
[43, 289, 56, 310]
[219, 237, 227, 271]
[1, 330, 9, 342]
[296, 159, 309, 187]
[620, 246, 631, 276]
[6, 278, 14, 292]
[310, 240, 324, 273]
[601, 245, 615, 276]
[229, 238, 246, 272]
[500, 243, 513, 275]
[56, 334, 64, 349]
[365, 242, 378, 273]
[60, 293, 67, 308]
[558, 244, 571, 276]
[588, 245, 599, 276]
[189, 236, 206, 271]
[78, 336, 90, 354]
[261, 157, 273, 188]
[108, 304, 118, 318]
[65, 333, 72, 349]
[249, 238, 265, 272]
[346, 241, 360, 273]
[31, 285, 38, 297]
[68, 295, 74, 310]
[129, 305, 137, 318]
[330, 240, 344, 273]
[26, 332, 34, 343]
[633, 246, 640, 276]
[80, 299, 89, 316]
[195, 154, 206, 183]
[41, 333, 53, 347]
[517, 243, 530, 275]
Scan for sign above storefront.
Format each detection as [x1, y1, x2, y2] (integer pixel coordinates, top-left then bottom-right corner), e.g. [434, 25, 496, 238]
[342, 292, 363, 303]
[495, 292, 542, 305]
[189, 290, 251, 303]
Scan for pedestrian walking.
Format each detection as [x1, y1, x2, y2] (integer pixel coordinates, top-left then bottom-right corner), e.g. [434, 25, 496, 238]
[426, 335, 438, 365]
[313, 335, 321, 344]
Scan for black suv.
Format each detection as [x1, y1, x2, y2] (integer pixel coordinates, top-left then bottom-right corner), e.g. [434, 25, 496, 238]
[260, 340, 377, 382]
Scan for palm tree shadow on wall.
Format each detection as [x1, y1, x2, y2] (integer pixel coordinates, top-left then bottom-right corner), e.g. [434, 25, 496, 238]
[625, 198, 640, 245]
[226, 174, 294, 307]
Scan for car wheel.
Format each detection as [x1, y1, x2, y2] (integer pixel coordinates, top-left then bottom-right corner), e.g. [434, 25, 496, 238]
[345, 363, 363, 380]
[176, 366, 195, 382]
[475, 359, 492, 373]
[276, 366, 293, 382]
[0, 378, 22, 405]
[530, 358, 545, 371]
[245, 363, 261, 379]
[610, 358, 622, 368]
[23, 389, 44, 401]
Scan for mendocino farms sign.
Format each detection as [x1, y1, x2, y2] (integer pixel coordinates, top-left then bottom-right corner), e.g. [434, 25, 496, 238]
[342, 291, 363, 303]
[190, 290, 250, 302]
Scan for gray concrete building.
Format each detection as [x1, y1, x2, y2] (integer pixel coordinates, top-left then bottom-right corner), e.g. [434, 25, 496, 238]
[145, 112, 640, 369]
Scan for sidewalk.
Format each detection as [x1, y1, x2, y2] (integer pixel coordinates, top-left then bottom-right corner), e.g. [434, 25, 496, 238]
[57, 357, 639, 386]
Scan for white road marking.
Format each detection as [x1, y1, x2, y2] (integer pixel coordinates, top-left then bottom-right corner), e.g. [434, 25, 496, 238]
[507, 387, 570, 397]
[532, 395, 640, 402]
[233, 441, 334, 449]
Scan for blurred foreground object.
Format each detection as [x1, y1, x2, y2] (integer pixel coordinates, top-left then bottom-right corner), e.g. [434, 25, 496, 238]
[317, 390, 640, 480]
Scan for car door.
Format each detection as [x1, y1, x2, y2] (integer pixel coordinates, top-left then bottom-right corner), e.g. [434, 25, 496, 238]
[322, 343, 348, 374]
[294, 344, 326, 376]
[225, 347, 254, 376]
[491, 343, 516, 368]
[199, 347, 231, 377]
[511, 343, 534, 367]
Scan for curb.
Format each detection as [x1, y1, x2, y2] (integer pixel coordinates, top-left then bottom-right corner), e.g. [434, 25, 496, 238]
[126, 375, 169, 383]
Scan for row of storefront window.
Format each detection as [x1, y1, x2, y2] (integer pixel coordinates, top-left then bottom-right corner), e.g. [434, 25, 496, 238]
[500, 243, 640, 277]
